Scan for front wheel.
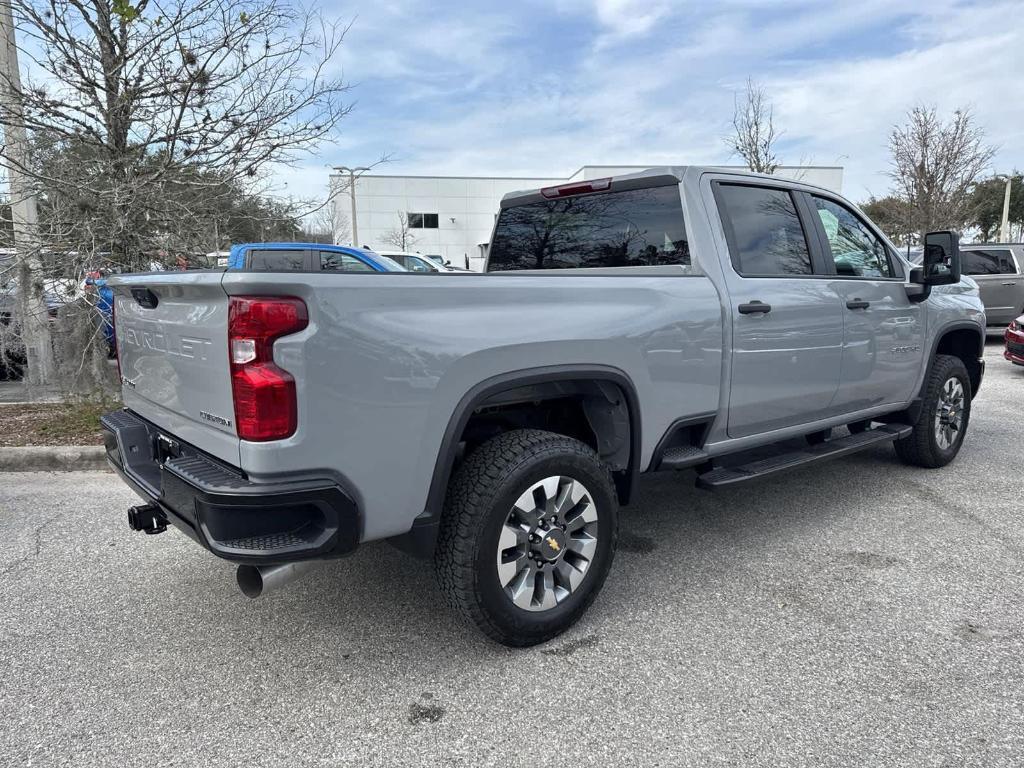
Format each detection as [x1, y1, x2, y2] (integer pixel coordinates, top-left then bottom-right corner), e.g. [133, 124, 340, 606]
[434, 429, 618, 647]
[895, 354, 972, 468]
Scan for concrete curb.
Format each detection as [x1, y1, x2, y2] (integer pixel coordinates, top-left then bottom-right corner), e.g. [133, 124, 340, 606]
[0, 446, 108, 472]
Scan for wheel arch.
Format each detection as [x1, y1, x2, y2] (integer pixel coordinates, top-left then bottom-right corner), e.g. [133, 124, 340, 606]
[392, 365, 641, 558]
[932, 322, 985, 398]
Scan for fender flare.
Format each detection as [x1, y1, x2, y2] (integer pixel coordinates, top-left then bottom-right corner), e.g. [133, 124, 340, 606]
[393, 365, 642, 558]
[895, 321, 985, 425]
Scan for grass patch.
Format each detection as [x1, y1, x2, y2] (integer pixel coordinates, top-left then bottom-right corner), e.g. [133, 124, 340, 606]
[0, 401, 113, 447]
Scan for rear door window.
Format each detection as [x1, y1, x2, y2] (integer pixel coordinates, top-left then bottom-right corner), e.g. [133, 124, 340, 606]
[810, 195, 894, 278]
[248, 249, 307, 272]
[962, 249, 1015, 275]
[320, 252, 375, 272]
[716, 184, 812, 276]
[487, 185, 690, 271]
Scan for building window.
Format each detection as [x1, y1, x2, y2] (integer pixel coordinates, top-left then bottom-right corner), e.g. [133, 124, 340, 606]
[407, 213, 439, 229]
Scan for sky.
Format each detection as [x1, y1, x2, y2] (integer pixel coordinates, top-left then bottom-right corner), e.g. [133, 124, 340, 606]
[218, 1, 1024, 204]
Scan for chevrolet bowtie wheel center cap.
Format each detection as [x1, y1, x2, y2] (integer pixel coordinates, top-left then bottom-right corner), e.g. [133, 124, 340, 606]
[536, 528, 567, 562]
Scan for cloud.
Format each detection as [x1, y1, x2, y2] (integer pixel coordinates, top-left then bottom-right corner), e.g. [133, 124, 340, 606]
[273, 0, 1023, 206]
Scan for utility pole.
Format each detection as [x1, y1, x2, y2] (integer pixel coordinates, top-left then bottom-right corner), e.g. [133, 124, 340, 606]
[0, 0, 54, 388]
[333, 166, 369, 246]
[999, 176, 1012, 243]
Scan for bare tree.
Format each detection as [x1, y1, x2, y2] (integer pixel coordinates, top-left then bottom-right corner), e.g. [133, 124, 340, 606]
[319, 182, 350, 244]
[725, 78, 780, 174]
[888, 106, 996, 238]
[302, 204, 347, 245]
[0, 0, 353, 392]
[382, 211, 417, 251]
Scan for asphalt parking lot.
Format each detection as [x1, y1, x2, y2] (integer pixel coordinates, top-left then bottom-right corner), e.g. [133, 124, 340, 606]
[2, 339, 1022, 767]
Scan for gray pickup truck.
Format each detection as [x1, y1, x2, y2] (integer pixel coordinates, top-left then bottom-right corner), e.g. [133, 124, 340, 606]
[103, 167, 985, 646]
[960, 243, 1024, 329]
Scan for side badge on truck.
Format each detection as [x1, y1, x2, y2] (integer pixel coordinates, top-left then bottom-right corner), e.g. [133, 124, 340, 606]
[200, 411, 233, 427]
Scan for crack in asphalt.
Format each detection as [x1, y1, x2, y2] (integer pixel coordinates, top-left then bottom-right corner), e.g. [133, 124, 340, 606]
[0, 517, 57, 577]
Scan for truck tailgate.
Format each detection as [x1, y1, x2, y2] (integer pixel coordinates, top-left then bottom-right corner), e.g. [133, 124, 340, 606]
[112, 271, 240, 466]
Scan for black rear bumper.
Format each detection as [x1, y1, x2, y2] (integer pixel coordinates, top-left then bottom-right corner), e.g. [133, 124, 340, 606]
[102, 409, 360, 565]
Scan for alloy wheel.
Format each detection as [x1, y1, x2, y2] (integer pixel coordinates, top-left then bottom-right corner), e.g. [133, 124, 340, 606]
[934, 376, 965, 450]
[495, 475, 599, 612]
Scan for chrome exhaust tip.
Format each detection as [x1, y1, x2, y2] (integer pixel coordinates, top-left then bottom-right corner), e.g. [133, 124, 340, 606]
[236, 561, 319, 598]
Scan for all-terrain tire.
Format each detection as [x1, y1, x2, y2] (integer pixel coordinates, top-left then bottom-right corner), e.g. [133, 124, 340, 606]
[894, 354, 972, 468]
[434, 429, 618, 647]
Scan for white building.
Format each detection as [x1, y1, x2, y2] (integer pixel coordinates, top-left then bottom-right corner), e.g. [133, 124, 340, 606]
[330, 164, 843, 271]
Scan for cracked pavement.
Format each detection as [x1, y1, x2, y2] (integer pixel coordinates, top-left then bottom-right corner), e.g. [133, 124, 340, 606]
[1, 340, 1022, 767]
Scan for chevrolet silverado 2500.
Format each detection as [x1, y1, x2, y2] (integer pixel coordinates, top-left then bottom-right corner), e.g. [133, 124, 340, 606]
[103, 167, 985, 646]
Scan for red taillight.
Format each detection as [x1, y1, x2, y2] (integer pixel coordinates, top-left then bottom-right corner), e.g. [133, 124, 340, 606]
[228, 296, 308, 442]
[540, 177, 612, 199]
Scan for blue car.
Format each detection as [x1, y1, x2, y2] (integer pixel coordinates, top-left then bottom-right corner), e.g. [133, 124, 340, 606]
[228, 243, 406, 273]
[83, 274, 116, 356]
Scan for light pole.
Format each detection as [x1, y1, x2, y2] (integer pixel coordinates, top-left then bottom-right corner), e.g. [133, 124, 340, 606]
[996, 174, 1013, 243]
[333, 166, 369, 246]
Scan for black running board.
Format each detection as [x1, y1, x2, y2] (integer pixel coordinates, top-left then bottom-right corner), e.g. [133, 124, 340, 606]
[696, 424, 912, 489]
[657, 445, 710, 470]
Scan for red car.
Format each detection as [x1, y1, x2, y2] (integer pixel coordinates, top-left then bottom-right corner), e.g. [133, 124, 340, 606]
[1005, 316, 1024, 365]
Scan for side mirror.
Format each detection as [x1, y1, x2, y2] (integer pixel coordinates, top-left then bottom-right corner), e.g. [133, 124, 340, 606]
[921, 230, 960, 286]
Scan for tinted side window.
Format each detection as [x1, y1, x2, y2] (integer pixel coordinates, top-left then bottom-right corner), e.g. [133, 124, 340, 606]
[248, 249, 306, 271]
[962, 249, 1015, 275]
[488, 185, 690, 271]
[717, 185, 812, 276]
[320, 252, 374, 272]
[811, 196, 893, 278]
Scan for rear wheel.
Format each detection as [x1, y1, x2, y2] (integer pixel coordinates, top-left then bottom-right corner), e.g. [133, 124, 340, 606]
[434, 429, 618, 647]
[895, 354, 971, 468]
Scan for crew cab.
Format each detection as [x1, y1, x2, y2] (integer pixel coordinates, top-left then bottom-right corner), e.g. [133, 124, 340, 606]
[103, 167, 985, 646]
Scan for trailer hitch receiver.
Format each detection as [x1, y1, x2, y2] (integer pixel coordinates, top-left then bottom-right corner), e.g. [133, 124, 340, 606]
[128, 503, 168, 535]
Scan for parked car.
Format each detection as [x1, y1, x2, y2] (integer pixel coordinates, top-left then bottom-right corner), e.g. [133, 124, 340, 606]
[423, 253, 471, 271]
[376, 251, 451, 272]
[102, 167, 984, 647]
[227, 243, 406, 273]
[954, 244, 1024, 330]
[84, 272, 115, 356]
[1004, 315, 1024, 365]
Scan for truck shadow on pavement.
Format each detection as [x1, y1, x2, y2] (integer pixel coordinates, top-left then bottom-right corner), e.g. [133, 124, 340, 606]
[200, 442, 926, 658]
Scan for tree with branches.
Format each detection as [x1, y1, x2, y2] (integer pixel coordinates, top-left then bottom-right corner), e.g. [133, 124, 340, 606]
[887, 106, 996, 240]
[860, 194, 915, 247]
[967, 172, 1023, 242]
[303, 189, 348, 245]
[725, 78, 780, 174]
[382, 211, 417, 251]
[0, 0, 352, 392]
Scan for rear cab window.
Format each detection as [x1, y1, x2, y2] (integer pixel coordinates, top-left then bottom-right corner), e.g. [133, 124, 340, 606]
[487, 184, 691, 271]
